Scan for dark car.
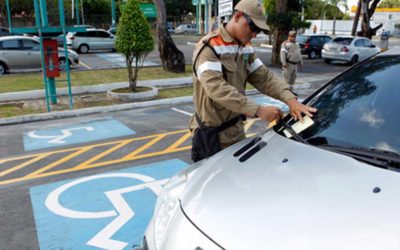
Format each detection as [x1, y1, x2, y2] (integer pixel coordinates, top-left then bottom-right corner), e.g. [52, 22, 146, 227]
[297, 34, 332, 59]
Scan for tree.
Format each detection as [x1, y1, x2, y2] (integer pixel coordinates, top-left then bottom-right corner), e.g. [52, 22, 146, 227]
[324, 0, 347, 35]
[265, 0, 310, 65]
[153, 0, 185, 73]
[352, 0, 382, 38]
[116, 0, 154, 91]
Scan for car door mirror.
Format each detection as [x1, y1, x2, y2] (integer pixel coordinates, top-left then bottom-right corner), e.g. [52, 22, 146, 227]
[370, 44, 376, 48]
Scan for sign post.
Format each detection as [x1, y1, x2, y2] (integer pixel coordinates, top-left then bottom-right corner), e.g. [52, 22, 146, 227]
[218, 0, 233, 17]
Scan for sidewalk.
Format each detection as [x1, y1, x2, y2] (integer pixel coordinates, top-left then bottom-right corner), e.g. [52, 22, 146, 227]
[0, 68, 337, 126]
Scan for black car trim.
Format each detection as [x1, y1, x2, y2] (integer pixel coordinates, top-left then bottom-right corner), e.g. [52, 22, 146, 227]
[233, 136, 262, 157]
[238, 141, 267, 162]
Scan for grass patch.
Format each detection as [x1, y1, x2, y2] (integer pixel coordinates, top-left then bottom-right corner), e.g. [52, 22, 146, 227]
[0, 65, 193, 93]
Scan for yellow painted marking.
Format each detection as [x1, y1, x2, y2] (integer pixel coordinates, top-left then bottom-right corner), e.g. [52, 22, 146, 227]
[0, 154, 50, 178]
[165, 131, 192, 151]
[123, 134, 167, 159]
[79, 61, 92, 69]
[26, 147, 92, 178]
[73, 140, 132, 170]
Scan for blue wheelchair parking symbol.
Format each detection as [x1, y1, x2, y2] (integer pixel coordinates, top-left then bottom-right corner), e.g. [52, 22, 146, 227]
[30, 159, 188, 250]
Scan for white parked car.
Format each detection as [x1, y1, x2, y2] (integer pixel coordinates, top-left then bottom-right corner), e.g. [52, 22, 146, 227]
[66, 28, 116, 54]
[322, 36, 380, 64]
[142, 49, 400, 249]
[174, 24, 197, 34]
[0, 36, 79, 74]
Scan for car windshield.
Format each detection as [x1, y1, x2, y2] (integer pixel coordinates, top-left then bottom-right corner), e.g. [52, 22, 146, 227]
[278, 55, 400, 156]
[332, 37, 353, 45]
[296, 35, 308, 43]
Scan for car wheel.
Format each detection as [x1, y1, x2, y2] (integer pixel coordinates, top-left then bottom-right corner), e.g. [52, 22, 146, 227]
[350, 55, 359, 65]
[324, 59, 332, 64]
[58, 58, 69, 71]
[0, 62, 8, 75]
[78, 44, 89, 54]
[308, 51, 317, 59]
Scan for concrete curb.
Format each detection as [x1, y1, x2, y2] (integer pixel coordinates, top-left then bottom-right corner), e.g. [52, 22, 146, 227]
[0, 89, 264, 126]
[0, 77, 193, 102]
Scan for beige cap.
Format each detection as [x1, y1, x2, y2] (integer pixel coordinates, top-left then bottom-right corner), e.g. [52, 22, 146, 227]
[289, 31, 297, 36]
[234, 0, 270, 31]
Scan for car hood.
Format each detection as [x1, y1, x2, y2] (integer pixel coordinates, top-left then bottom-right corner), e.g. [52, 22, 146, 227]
[180, 131, 400, 250]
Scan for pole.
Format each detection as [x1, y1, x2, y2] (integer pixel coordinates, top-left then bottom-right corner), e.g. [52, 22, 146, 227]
[111, 0, 116, 28]
[75, 0, 80, 24]
[205, 0, 208, 33]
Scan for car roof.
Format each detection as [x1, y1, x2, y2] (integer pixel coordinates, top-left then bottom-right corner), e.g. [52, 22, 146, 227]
[0, 35, 36, 41]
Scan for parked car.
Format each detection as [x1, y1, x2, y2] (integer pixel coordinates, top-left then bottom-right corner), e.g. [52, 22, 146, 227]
[66, 28, 116, 54]
[107, 27, 117, 36]
[0, 27, 10, 37]
[143, 49, 400, 249]
[167, 26, 175, 34]
[0, 36, 79, 75]
[322, 36, 380, 64]
[296, 34, 332, 59]
[175, 24, 196, 34]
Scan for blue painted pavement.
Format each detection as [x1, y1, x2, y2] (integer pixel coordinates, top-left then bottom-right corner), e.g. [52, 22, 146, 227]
[23, 118, 135, 151]
[30, 159, 188, 250]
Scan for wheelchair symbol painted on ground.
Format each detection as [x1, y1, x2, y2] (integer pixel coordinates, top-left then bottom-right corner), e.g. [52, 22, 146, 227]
[23, 119, 135, 151]
[46, 173, 167, 249]
[30, 159, 187, 250]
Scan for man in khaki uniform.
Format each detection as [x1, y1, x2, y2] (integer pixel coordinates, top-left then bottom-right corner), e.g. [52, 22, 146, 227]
[190, 0, 316, 161]
[280, 31, 303, 89]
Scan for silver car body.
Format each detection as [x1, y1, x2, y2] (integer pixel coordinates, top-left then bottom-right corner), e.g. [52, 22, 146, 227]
[322, 36, 380, 63]
[174, 24, 196, 34]
[144, 49, 400, 250]
[66, 28, 116, 53]
[0, 36, 79, 74]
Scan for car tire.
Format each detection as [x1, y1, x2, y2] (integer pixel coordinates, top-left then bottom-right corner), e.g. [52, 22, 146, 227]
[0, 62, 8, 75]
[78, 44, 89, 54]
[308, 51, 317, 59]
[350, 55, 358, 65]
[324, 59, 332, 64]
[58, 58, 69, 71]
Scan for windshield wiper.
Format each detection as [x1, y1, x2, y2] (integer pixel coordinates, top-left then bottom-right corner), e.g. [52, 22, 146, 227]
[318, 144, 400, 169]
[279, 120, 309, 145]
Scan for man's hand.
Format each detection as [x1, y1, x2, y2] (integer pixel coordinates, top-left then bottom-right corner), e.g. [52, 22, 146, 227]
[282, 64, 288, 68]
[287, 98, 317, 122]
[255, 106, 283, 122]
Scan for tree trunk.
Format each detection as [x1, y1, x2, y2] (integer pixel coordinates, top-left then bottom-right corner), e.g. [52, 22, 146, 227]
[271, 0, 288, 66]
[153, 0, 185, 73]
[332, 15, 336, 35]
[360, 0, 381, 38]
[351, 0, 361, 36]
[127, 56, 137, 91]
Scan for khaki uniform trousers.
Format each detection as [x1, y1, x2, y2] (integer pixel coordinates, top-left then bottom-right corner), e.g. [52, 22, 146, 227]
[283, 63, 297, 87]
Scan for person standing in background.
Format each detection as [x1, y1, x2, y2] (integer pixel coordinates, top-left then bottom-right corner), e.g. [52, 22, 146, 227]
[280, 31, 303, 93]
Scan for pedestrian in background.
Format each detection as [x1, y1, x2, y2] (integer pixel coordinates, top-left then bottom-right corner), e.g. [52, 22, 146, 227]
[280, 31, 303, 93]
[189, 0, 316, 162]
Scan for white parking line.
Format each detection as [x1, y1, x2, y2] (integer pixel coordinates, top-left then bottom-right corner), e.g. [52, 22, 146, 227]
[79, 61, 92, 69]
[171, 107, 193, 116]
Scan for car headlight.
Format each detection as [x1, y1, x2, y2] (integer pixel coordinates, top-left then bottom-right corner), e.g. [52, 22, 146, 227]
[153, 159, 207, 249]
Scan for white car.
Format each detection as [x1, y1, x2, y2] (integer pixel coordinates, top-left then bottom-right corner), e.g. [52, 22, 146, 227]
[0, 36, 79, 74]
[66, 28, 116, 54]
[174, 24, 197, 34]
[322, 36, 380, 64]
[142, 49, 400, 249]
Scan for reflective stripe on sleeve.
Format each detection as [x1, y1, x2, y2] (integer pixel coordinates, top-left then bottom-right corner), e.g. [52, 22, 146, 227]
[281, 48, 288, 53]
[249, 58, 263, 74]
[197, 61, 222, 79]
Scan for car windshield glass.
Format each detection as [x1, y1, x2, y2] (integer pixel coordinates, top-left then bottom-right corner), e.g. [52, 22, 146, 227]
[295, 56, 400, 156]
[332, 37, 353, 45]
[296, 36, 308, 43]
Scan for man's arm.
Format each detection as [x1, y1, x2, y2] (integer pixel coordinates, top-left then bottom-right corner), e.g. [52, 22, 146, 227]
[280, 42, 288, 68]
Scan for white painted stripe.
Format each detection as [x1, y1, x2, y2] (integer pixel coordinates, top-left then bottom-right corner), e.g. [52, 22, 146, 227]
[197, 61, 222, 79]
[281, 48, 288, 53]
[249, 58, 263, 73]
[171, 107, 193, 116]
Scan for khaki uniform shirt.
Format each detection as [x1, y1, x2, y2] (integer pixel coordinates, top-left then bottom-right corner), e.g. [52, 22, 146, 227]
[190, 25, 295, 146]
[280, 41, 303, 65]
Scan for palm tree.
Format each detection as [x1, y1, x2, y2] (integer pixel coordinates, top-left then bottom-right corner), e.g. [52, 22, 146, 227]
[324, 0, 347, 35]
